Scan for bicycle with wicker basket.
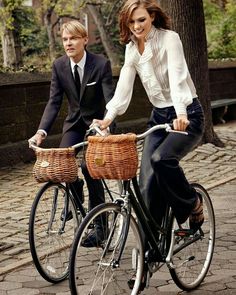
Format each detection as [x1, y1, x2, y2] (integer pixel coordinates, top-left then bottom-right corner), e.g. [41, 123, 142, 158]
[28, 129, 122, 284]
[69, 123, 215, 294]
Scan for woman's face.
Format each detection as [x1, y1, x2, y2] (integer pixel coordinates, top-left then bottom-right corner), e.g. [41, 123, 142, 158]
[128, 6, 154, 41]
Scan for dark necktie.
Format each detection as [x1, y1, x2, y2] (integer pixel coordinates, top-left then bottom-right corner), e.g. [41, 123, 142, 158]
[74, 64, 81, 95]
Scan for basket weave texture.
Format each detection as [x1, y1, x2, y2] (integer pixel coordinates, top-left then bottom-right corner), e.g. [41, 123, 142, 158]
[86, 134, 138, 180]
[33, 147, 78, 183]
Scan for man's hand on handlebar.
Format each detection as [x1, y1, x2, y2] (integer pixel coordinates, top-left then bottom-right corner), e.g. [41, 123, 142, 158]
[28, 132, 45, 148]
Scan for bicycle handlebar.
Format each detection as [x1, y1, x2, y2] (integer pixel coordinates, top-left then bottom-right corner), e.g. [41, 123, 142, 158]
[136, 123, 188, 140]
[87, 123, 188, 140]
[29, 123, 188, 151]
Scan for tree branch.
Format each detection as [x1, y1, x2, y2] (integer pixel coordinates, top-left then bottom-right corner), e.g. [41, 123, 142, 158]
[106, 0, 123, 26]
[52, 15, 80, 29]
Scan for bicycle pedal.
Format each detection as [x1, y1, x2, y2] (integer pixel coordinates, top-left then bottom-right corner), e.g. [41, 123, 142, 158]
[175, 229, 194, 237]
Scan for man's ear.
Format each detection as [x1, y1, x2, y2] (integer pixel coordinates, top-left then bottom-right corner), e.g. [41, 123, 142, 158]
[84, 37, 89, 45]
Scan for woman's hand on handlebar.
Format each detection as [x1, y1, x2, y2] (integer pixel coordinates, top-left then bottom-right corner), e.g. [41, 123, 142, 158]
[91, 118, 112, 130]
[173, 115, 190, 132]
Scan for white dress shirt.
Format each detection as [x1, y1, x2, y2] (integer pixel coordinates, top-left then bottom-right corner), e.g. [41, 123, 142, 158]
[105, 26, 197, 121]
[70, 51, 87, 82]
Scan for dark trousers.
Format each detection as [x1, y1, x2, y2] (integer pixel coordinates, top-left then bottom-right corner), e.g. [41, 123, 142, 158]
[60, 120, 104, 210]
[139, 98, 205, 226]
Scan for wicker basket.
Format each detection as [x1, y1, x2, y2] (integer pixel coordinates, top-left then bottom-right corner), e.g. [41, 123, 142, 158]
[33, 147, 78, 183]
[86, 134, 138, 180]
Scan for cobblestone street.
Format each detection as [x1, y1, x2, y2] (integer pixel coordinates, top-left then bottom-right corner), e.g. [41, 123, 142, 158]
[0, 122, 235, 294]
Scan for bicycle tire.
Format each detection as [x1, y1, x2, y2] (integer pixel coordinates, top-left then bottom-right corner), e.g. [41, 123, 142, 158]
[169, 183, 215, 290]
[29, 182, 81, 283]
[69, 202, 144, 295]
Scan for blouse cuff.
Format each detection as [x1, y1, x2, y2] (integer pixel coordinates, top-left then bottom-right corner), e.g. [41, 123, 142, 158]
[104, 108, 117, 122]
[174, 102, 187, 116]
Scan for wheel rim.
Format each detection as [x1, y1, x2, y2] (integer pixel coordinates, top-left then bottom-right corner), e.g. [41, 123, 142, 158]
[70, 204, 144, 294]
[170, 186, 215, 290]
[30, 183, 80, 282]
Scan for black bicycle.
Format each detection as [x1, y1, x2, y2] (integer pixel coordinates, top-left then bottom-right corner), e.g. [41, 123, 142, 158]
[28, 133, 121, 284]
[69, 123, 215, 294]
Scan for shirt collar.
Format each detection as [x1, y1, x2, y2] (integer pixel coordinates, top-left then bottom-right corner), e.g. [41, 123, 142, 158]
[70, 51, 87, 70]
[145, 25, 156, 40]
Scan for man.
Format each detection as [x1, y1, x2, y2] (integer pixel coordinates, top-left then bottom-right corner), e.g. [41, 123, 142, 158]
[29, 20, 114, 245]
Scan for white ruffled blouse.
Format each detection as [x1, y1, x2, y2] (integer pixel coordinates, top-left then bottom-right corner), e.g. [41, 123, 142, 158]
[105, 26, 197, 121]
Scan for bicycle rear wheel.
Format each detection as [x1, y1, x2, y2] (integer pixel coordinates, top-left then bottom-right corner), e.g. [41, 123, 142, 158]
[69, 203, 144, 294]
[29, 182, 81, 283]
[168, 183, 215, 290]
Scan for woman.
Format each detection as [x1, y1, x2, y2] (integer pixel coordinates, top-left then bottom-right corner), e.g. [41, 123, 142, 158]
[93, 0, 204, 282]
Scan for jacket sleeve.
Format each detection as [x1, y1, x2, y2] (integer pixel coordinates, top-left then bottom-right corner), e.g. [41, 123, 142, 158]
[101, 59, 115, 105]
[38, 61, 64, 133]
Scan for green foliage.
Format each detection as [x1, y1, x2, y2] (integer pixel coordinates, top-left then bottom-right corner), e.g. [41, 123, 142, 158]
[39, 0, 82, 19]
[96, 0, 125, 62]
[0, 0, 23, 30]
[1, 0, 235, 73]
[14, 7, 49, 55]
[204, 0, 236, 59]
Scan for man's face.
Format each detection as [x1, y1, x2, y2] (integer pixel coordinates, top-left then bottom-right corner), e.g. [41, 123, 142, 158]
[62, 31, 88, 63]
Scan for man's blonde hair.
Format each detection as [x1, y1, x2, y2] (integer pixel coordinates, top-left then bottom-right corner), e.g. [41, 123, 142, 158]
[61, 20, 88, 38]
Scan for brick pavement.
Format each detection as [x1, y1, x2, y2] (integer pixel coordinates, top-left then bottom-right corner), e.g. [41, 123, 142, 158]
[0, 122, 236, 294]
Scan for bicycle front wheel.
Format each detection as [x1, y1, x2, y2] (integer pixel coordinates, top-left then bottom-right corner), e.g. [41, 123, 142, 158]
[169, 183, 215, 290]
[69, 203, 144, 295]
[29, 182, 80, 283]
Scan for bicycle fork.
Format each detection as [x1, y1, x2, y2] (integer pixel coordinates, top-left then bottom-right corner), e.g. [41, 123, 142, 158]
[101, 192, 132, 269]
[47, 187, 59, 233]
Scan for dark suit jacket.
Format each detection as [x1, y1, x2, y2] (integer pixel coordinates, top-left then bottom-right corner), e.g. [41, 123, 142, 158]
[38, 51, 114, 134]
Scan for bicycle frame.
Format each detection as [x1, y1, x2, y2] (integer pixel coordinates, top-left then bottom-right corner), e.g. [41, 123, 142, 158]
[130, 177, 171, 261]
[115, 176, 203, 268]
[68, 183, 87, 217]
[113, 177, 171, 265]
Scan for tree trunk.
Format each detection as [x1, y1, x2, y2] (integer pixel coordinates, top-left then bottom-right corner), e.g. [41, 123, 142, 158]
[0, 3, 23, 69]
[87, 4, 121, 67]
[44, 9, 57, 61]
[160, 0, 223, 146]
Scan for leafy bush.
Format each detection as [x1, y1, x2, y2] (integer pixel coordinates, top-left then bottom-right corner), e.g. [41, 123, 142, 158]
[204, 0, 236, 59]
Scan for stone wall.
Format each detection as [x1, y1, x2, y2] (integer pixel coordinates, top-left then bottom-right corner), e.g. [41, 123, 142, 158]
[0, 62, 235, 167]
[0, 72, 151, 146]
[208, 61, 236, 100]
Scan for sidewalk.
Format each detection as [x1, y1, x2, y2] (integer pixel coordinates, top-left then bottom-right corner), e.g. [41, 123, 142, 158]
[0, 122, 236, 294]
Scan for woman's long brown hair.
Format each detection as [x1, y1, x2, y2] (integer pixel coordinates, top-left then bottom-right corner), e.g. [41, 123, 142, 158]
[119, 0, 171, 44]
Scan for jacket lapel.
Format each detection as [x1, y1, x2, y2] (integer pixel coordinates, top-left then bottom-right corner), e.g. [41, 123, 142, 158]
[63, 57, 78, 99]
[80, 52, 95, 99]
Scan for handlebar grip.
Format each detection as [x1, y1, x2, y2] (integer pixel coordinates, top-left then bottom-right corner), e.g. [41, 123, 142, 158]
[167, 123, 188, 135]
[168, 129, 188, 135]
[28, 139, 38, 151]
